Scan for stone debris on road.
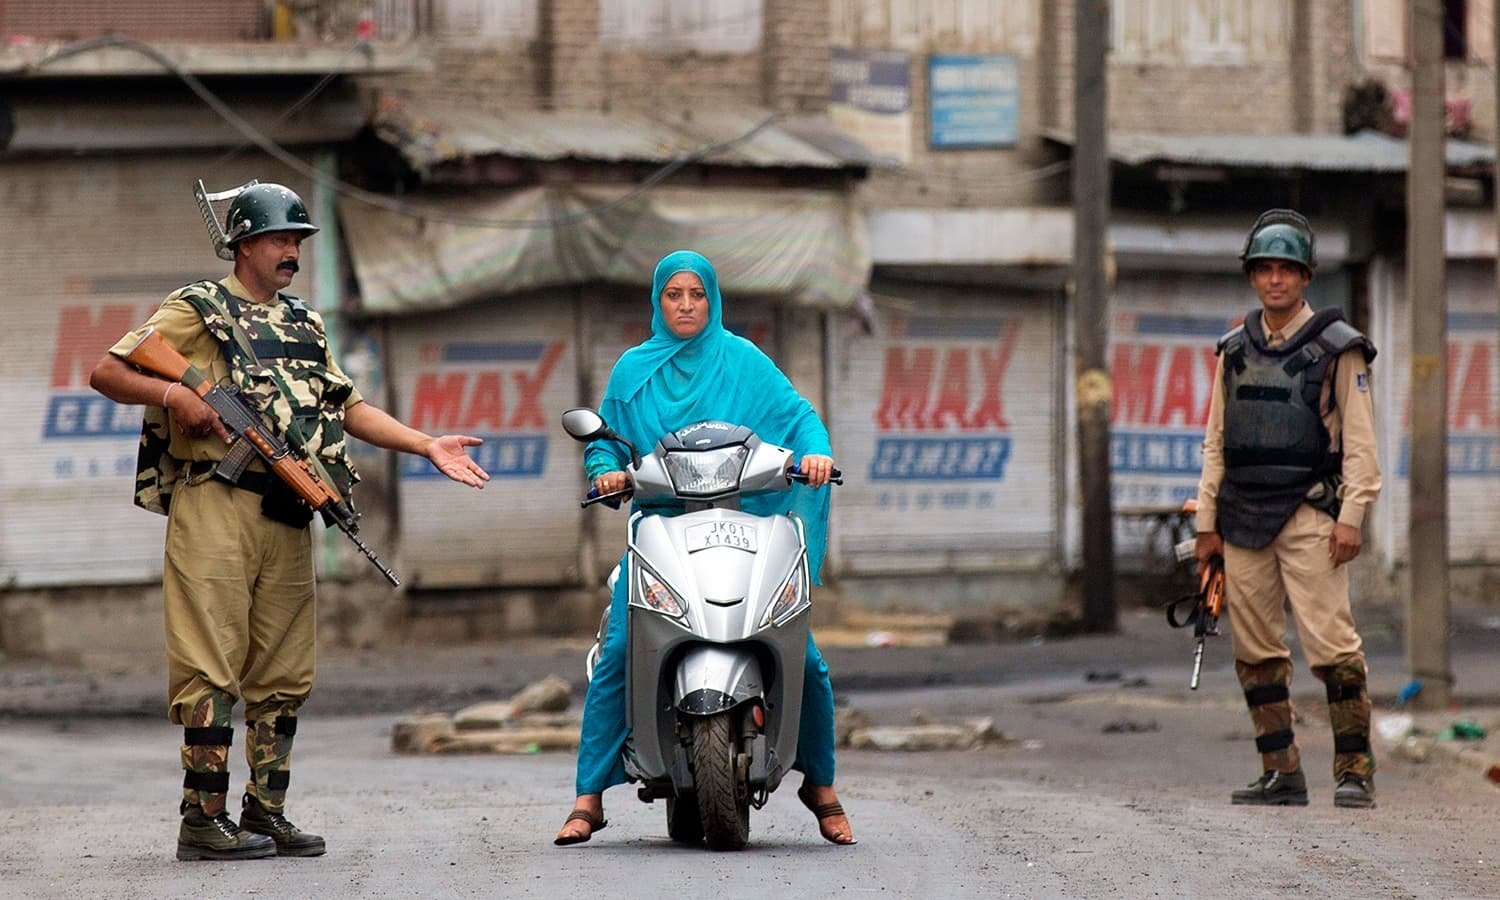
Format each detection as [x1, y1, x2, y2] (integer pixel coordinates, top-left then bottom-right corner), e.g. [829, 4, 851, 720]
[391, 675, 581, 755]
[1374, 710, 1500, 787]
[838, 706, 1008, 751]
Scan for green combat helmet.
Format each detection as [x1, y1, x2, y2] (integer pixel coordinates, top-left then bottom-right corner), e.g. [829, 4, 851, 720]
[195, 179, 319, 261]
[1240, 209, 1316, 274]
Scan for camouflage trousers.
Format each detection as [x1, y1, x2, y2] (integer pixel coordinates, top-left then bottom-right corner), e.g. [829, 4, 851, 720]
[245, 704, 299, 813]
[1312, 656, 1375, 781]
[1235, 658, 1300, 773]
[181, 689, 236, 817]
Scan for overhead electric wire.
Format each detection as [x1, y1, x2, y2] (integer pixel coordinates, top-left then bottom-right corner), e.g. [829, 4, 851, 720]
[28, 33, 1070, 228]
[27, 34, 788, 231]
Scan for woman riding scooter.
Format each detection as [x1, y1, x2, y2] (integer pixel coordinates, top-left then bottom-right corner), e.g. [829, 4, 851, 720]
[552, 250, 855, 847]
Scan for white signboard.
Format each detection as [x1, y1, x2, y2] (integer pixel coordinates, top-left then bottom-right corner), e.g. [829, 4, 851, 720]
[831, 292, 1059, 574]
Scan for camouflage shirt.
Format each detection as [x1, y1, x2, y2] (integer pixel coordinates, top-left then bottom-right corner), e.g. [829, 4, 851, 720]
[109, 274, 363, 515]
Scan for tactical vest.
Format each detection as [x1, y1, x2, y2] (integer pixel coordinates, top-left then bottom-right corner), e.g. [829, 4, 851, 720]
[1215, 306, 1375, 549]
[133, 280, 359, 516]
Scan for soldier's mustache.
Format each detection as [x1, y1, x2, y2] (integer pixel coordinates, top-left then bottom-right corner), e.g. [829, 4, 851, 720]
[277, 260, 299, 273]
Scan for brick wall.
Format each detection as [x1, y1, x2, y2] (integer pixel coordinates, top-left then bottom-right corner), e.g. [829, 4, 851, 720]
[377, 45, 543, 112]
[3, 0, 266, 41]
[763, 0, 832, 112]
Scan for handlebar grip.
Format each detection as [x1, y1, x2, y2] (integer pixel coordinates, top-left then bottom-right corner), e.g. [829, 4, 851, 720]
[789, 465, 843, 486]
[581, 487, 626, 509]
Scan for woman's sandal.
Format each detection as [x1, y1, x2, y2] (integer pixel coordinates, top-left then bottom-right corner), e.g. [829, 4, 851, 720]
[553, 809, 608, 846]
[797, 785, 858, 846]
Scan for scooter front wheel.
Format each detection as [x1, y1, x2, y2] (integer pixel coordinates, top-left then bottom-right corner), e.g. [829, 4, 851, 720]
[691, 712, 750, 850]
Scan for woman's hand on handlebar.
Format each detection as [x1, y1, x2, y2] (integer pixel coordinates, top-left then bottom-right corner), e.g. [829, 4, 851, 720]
[593, 471, 632, 496]
[797, 454, 836, 488]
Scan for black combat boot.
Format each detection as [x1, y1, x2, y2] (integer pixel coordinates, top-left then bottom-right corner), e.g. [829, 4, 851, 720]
[1334, 773, 1376, 809]
[1231, 769, 1309, 806]
[177, 802, 277, 861]
[240, 793, 326, 857]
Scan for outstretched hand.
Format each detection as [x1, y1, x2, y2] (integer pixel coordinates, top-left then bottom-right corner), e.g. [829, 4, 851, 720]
[425, 435, 490, 488]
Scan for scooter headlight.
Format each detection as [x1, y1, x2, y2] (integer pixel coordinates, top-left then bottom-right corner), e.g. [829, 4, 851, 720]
[762, 562, 809, 627]
[664, 446, 749, 497]
[634, 566, 686, 620]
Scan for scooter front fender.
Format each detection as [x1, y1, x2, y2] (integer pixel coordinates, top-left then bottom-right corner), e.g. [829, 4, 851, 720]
[673, 645, 765, 715]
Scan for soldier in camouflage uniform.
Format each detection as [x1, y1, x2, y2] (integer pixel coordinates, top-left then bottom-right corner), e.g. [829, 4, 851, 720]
[1194, 210, 1381, 810]
[90, 183, 491, 860]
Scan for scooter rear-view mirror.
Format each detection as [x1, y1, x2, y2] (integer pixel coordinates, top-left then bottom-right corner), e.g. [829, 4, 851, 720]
[561, 407, 606, 441]
[560, 407, 643, 469]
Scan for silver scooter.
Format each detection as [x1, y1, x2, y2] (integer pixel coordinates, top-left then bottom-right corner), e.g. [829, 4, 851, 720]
[560, 408, 840, 851]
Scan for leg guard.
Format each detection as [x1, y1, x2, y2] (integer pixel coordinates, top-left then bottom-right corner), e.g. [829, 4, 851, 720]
[1314, 657, 1375, 783]
[1235, 658, 1300, 773]
[180, 688, 236, 817]
[245, 710, 298, 813]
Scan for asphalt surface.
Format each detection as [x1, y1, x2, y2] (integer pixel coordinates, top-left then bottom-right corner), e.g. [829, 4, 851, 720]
[3, 603, 1499, 721]
[2, 617, 1499, 898]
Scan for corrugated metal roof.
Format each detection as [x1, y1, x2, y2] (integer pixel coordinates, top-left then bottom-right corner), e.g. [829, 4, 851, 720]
[375, 98, 870, 174]
[1046, 128, 1494, 173]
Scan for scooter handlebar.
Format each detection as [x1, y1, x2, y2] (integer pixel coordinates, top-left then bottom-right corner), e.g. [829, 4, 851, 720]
[581, 486, 631, 509]
[789, 465, 843, 486]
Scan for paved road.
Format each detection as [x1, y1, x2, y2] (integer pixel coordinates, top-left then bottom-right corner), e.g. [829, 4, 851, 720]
[3, 655, 1498, 898]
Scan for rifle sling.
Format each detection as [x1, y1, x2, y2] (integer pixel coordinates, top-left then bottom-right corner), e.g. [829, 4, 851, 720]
[198, 283, 347, 505]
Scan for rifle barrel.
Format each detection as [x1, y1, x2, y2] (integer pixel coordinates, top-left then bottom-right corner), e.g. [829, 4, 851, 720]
[345, 528, 402, 587]
[1190, 639, 1205, 690]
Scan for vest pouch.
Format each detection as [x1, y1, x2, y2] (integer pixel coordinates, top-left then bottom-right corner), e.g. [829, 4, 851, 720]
[1304, 473, 1343, 521]
[261, 476, 315, 529]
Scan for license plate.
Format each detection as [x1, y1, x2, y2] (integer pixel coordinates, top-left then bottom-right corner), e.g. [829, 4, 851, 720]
[685, 520, 758, 554]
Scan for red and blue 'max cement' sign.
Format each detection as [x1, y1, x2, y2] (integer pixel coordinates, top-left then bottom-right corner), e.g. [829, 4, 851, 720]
[44, 305, 149, 441]
[1398, 311, 1500, 477]
[403, 340, 565, 478]
[1109, 311, 1234, 508]
[871, 316, 1019, 481]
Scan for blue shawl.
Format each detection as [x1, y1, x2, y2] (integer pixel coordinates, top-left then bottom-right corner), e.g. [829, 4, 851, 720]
[584, 250, 833, 580]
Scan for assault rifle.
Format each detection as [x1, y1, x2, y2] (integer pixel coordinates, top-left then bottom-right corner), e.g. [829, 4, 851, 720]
[1167, 499, 1224, 690]
[123, 325, 401, 587]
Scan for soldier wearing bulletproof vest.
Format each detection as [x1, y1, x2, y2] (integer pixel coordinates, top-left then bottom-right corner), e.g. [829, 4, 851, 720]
[89, 182, 491, 861]
[1193, 210, 1382, 810]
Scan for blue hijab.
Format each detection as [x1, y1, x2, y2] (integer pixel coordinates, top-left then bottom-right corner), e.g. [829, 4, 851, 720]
[585, 250, 833, 580]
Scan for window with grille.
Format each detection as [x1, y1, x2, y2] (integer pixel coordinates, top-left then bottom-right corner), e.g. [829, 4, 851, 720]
[599, 0, 763, 53]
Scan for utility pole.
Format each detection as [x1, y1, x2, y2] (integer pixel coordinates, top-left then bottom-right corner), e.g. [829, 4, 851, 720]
[1407, 0, 1451, 709]
[1073, 0, 1116, 632]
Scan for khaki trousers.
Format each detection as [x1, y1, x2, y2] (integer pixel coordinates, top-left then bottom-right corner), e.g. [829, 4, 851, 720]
[163, 477, 317, 727]
[1224, 503, 1363, 668]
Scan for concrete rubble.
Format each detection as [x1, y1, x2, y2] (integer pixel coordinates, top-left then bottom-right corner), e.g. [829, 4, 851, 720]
[1374, 710, 1500, 787]
[392, 674, 581, 755]
[839, 707, 1008, 751]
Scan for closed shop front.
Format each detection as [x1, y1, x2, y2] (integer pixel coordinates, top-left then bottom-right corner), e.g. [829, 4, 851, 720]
[0, 156, 319, 587]
[389, 294, 584, 587]
[830, 281, 1061, 575]
[1369, 259, 1500, 564]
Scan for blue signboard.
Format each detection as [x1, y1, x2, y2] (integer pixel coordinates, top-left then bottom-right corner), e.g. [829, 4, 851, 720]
[928, 54, 1019, 149]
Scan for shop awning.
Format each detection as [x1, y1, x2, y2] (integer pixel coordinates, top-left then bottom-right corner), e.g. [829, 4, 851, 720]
[339, 183, 870, 314]
[1046, 128, 1494, 174]
[371, 96, 879, 176]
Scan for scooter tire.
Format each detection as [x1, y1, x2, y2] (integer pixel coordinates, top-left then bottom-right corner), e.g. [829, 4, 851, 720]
[692, 712, 750, 851]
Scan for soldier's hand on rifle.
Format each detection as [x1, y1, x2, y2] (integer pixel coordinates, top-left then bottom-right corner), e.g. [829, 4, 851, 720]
[1194, 531, 1224, 577]
[1329, 521, 1361, 566]
[164, 382, 232, 442]
[424, 434, 490, 489]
